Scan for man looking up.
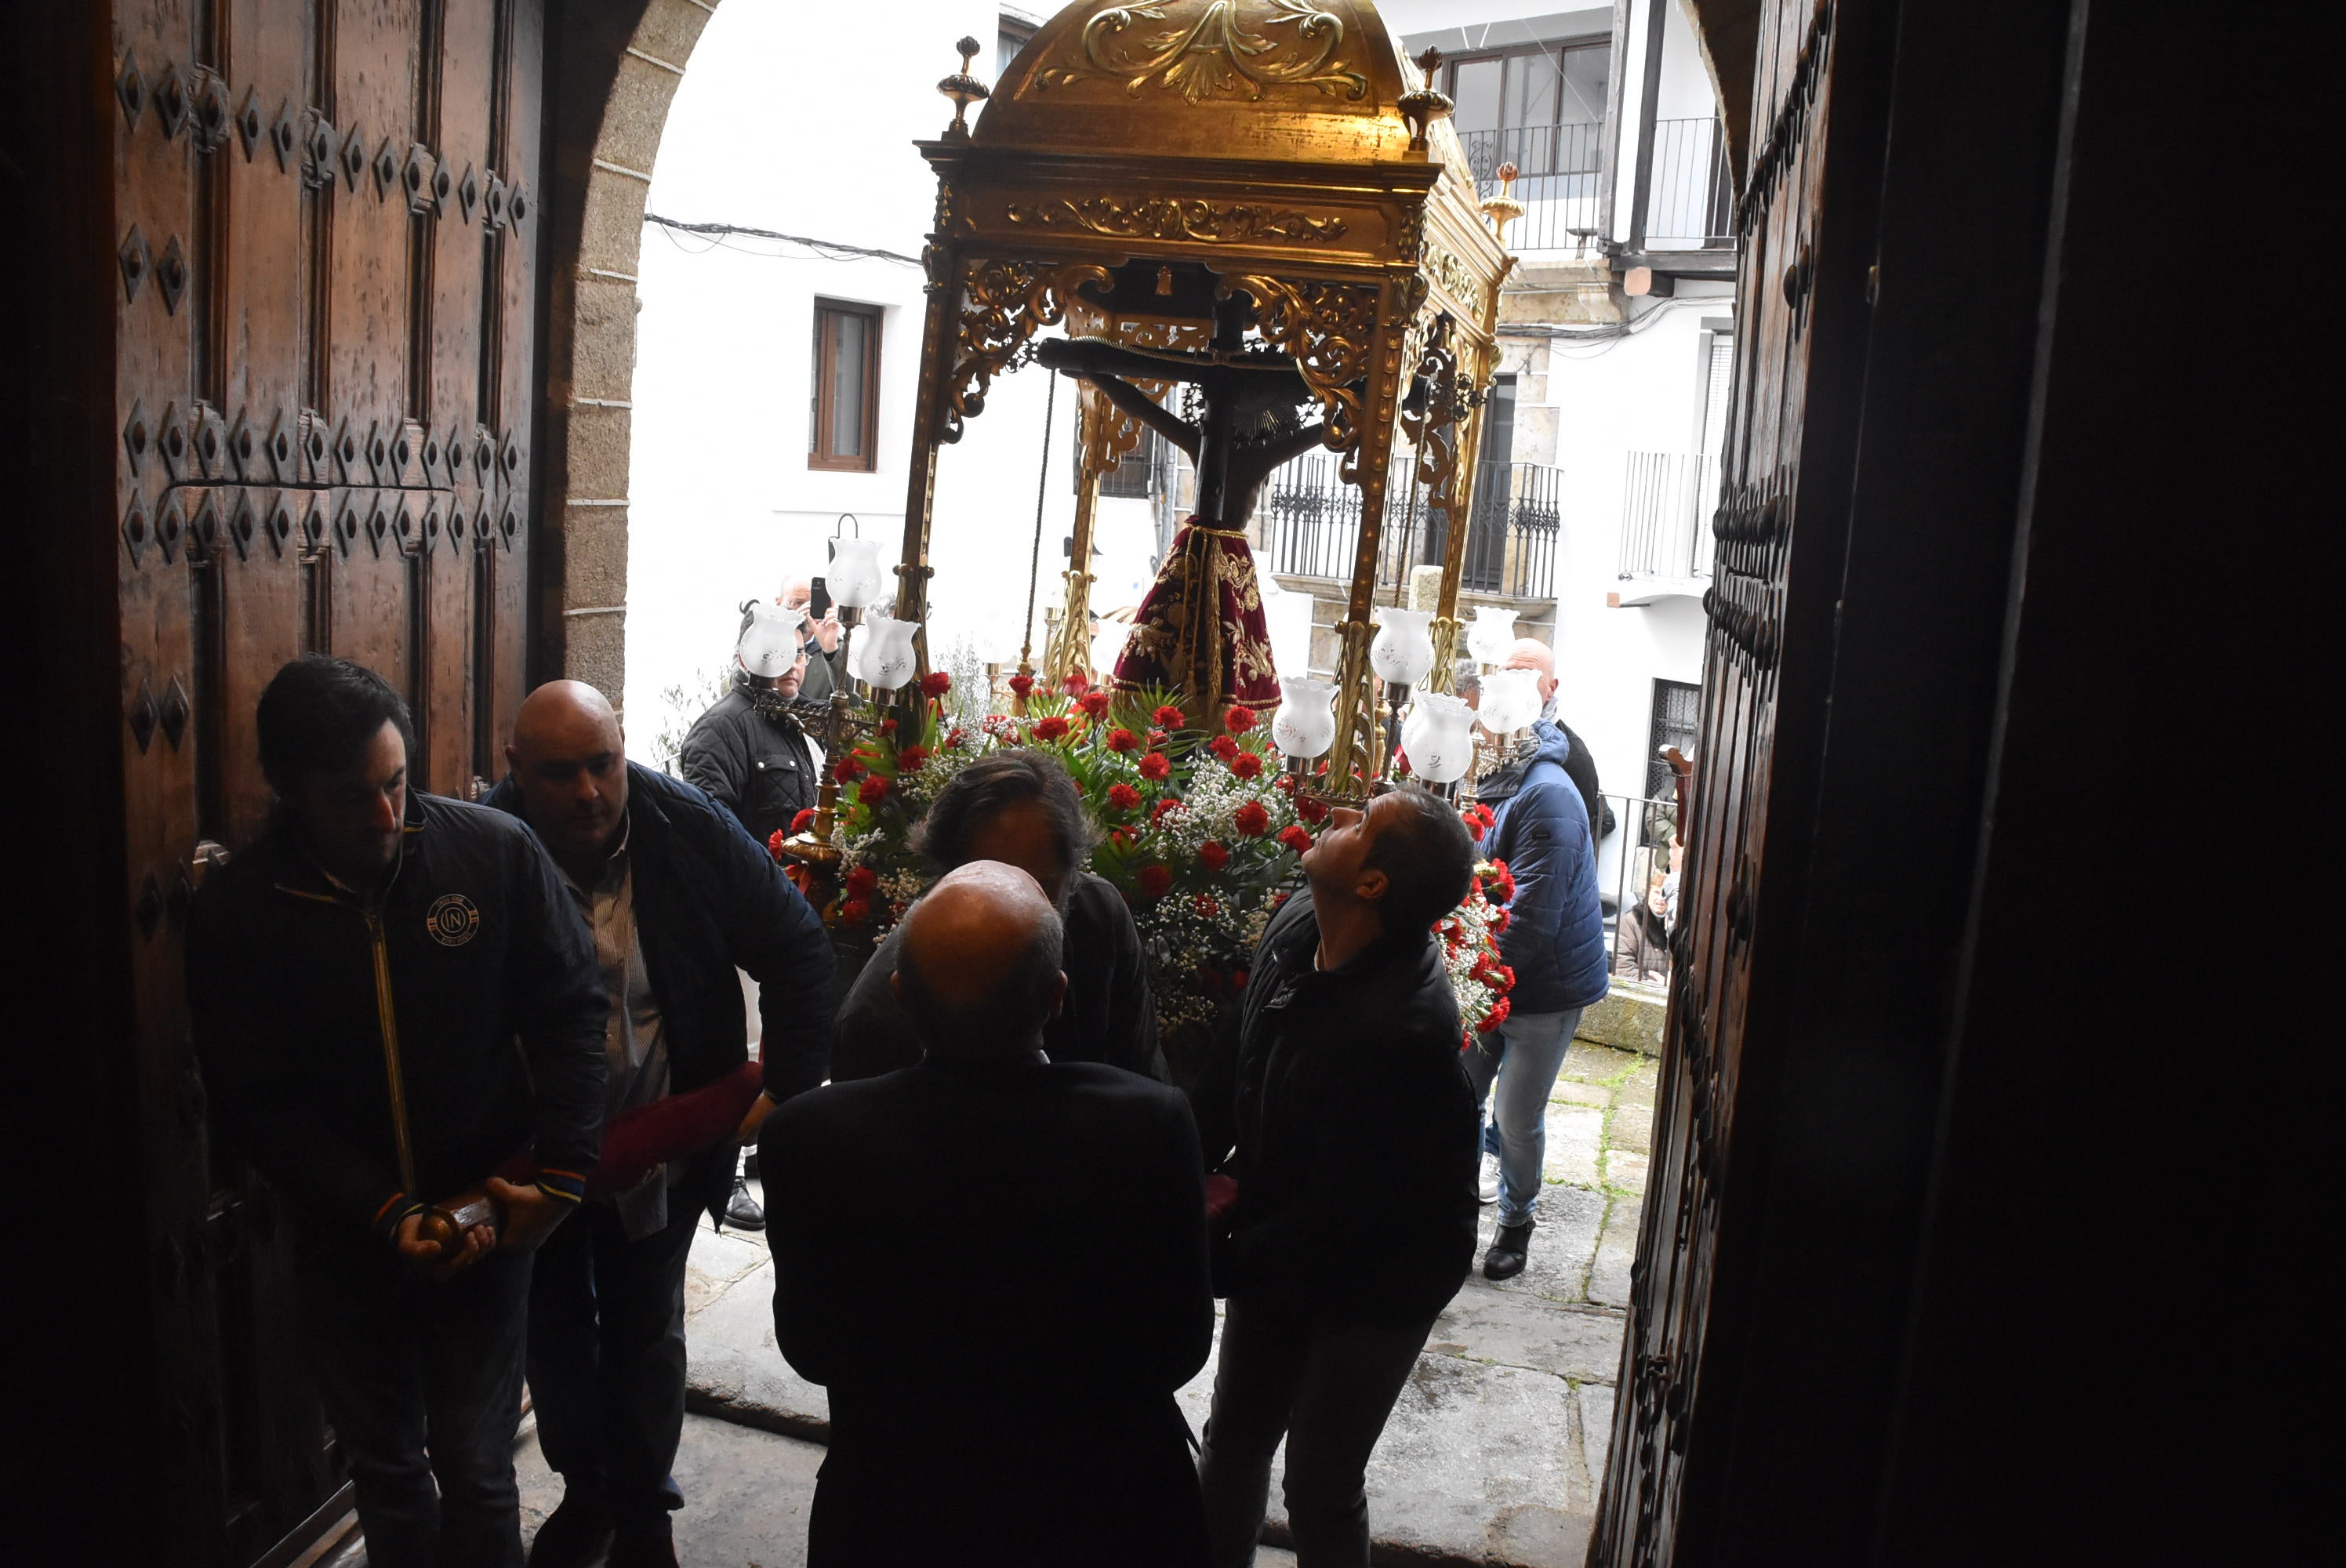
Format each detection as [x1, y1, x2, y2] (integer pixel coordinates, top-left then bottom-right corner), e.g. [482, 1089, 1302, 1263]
[830, 750, 1166, 1083]
[188, 657, 608, 1568]
[1499, 637, 1609, 843]
[1195, 787, 1480, 1568]
[680, 599, 823, 850]
[486, 680, 839, 1568]
[780, 574, 845, 703]
[765, 863, 1215, 1566]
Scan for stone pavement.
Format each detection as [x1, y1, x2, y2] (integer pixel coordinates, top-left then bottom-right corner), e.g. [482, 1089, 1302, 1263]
[674, 1039, 1658, 1568]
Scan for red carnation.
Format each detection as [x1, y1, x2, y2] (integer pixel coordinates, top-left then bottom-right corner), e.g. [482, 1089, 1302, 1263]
[1033, 715, 1070, 742]
[833, 756, 866, 782]
[1193, 892, 1221, 919]
[1229, 751, 1265, 780]
[1233, 800, 1271, 837]
[1151, 798, 1185, 825]
[1198, 841, 1230, 873]
[1233, 968, 1249, 989]
[839, 896, 872, 926]
[946, 728, 966, 750]
[1008, 673, 1035, 698]
[1152, 705, 1186, 729]
[1063, 671, 1090, 696]
[1080, 689, 1113, 718]
[1136, 864, 1173, 898]
[789, 808, 816, 833]
[844, 864, 879, 895]
[1106, 782, 1142, 814]
[1490, 907, 1512, 932]
[1276, 823, 1313, 854]
[896, 745, 929, 772]
[1208, 735, 1240, 760]
[767, 829, 790, 858]
[1478, 997, 1512, 1033]
[1138, 751, 1171, 782]
[878, 717, 899, 736]
[1106, 727, 1141, 753]
[1148, 728, 1168, 746]
[857, 776, 891, 805]
[1225, 705, 1256, 733]
[921, 670, 952, 699]
[1493, 964, 1516, 992]
[1297, 793, 1328, 825]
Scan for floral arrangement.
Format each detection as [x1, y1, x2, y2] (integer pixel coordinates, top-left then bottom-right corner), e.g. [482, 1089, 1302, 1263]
[768, 672, 1514, 1059]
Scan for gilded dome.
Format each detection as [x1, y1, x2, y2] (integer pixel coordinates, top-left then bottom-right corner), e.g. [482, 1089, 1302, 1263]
[976, 1, 1426, 165]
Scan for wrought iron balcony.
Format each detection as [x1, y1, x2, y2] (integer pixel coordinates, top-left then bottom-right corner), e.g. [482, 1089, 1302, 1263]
[1640, 118, 1734, 251]
[1457, 125, 1604, 255]
[1258, 456, 1561, 603]
[1619, 451, 1718, 584]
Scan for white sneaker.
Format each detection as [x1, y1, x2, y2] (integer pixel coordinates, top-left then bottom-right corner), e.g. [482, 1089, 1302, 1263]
[1478, 1151, 1502, 1205]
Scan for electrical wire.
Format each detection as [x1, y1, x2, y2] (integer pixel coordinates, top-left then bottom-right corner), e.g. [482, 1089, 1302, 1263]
[643, 212, 922, 267]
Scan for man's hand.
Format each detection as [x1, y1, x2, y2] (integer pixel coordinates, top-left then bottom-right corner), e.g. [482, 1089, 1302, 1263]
[735, 1090, 779, 1145]
[811, 615, 842, 655]
[394, 1212, 494, 1282]
[486, 1178, 572, 1254]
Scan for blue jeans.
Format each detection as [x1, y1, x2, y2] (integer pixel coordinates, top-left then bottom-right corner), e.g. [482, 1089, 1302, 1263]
[295, 1236, 532, 1568]
[1464, 1007, 1586, 1228]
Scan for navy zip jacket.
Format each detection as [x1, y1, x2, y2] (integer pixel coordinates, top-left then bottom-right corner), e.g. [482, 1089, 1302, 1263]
[188, 793, 609, 1246]
[485, 762, 841, 1221]
[1210, 888, 1480, 1329]
[1479, 720, 1611, 1014]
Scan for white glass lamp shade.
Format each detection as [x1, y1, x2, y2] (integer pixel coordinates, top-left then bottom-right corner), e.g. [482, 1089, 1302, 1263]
[826, 537, 888, 610]
[1401, 691, 1476, 784]
[735, 601, 808, 679]
[1478, 668, 1542, 737]
[1369, 608, 1436, 686]
[1465, 605, 1519, 665]
[859, 614, 919, 691]
[1261, 579, 1313, 678]
[1270, 677, 1338, 759]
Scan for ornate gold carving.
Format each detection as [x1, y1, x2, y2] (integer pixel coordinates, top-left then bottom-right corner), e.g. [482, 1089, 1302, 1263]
[944, 258, 1115, 444]
[1007, 195, 1349, 245]
[1420, 233, 1480, 310]
[1216, 274, 1378, 473]
[1041, 2, 1368, 105]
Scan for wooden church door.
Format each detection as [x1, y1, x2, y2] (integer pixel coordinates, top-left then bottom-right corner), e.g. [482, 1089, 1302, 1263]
[1589, 1, 1839, 1559]
[110, 2, 543, 1559]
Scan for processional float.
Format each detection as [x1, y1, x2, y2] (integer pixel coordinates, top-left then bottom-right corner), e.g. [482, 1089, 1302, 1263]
[784, 0, 1520, 871]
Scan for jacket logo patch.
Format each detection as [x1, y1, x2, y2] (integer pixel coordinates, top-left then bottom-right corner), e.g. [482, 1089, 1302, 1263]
[427, 893, 481, 947]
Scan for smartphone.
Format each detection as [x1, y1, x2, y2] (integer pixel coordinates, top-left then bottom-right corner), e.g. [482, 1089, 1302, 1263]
[808, 576, 832, 620]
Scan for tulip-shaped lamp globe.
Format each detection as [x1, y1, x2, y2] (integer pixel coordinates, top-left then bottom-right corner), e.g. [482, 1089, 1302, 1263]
[826, 536, 888, 611]
[1401, 691, 1476, 784]
[1369, 607, 1437, 687]
[1478, 667, 1542, 737]
[1271, 677, 1338, 759]
[859, 614, 919, 691]
[1465, 604, 1519, 666]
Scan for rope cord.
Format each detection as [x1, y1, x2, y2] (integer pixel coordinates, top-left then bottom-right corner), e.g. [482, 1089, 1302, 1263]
[1019, 371, 1059, 667]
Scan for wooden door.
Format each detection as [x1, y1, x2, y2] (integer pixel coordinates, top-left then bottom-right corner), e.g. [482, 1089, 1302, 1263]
[110, 2, 542, 1560]
[1589, 1, 1836, 1559]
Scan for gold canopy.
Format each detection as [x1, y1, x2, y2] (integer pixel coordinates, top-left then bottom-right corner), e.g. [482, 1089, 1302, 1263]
[892, 0, 1515, 790]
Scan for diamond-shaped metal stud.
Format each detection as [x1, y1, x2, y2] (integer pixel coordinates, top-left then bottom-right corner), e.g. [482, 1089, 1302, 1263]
[421, 506, 441, 554]
[367, 502, 390, 557]
[272, 99, 299, 172]
[445, 425, 466, 484]
[155, 62, 191, 140]
[484, 174, 507, 231]
[119, 225, 151, 303]
[366, 419, 390, 483]
[267, 498, 293, 557]
[394, 503, 416, 553]
[303, 502, 326, 549]
[230, 493, 256, 561]
[303, 114, 338, 188]
[475, 432, 496, 481]
[115, 49, 147, 129]
[303, 416, 329, 480]
[157, 234, 190, 315]
[501, 434, 522, 477]
[158, 404, 189, 480]
[190, 492, 219, 556]
[267, 410, 296, 482]
[123, 399, 151, 476]
[192, 69, 232, 154]
[403, 143, 437, 215]
[129, 677, 159, 754]
[332, 416, 358, 484]
[227, 411, 255, 480]
[135, 873, 164, 938]
[500, 507, 520, 550]
[448, 505, 468, 545]
[160, 677, 191, 750]
[509, 183, 529, 225]
[372, 136, 399, 200]
[457, 163, 481, 223]
[340, 121, 368, 188]
[157, 493, 187, 565]
[193, 405, 224, 477]
[336, 502, 360, 556]
[421, 430, 441, 473]
[432, 163, 454, 215]
[235, 86, 264, 161]
[122, 493, 151, 568]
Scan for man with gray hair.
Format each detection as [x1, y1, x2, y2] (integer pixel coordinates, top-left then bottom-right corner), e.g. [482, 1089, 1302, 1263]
[764, 862, 1214, 1566]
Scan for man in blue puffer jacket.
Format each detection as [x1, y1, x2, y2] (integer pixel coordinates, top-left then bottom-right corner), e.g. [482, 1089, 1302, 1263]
[1468, 717, 1610, 1279]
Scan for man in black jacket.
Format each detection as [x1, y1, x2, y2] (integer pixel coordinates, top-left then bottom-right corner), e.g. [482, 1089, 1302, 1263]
[678, 600, 823, 848]
[189, 657, 608, 1568]
[764, 862, 1213, 1567]
[485, 680, 839, 1568]
[830, 750, 1166, 1083]
[1195, 786, 1480, 1568]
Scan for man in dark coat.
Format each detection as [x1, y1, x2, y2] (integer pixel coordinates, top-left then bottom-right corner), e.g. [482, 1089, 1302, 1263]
[1195, 786, 1480, 1568]
[764, 862, 1214, 1567]
[830, 749, 1166, 1083]
[678, 601, 824, 849]
[484, 681, 838, 1568]
[189, 657, 609, 1568]
[1504, 637, 1612, 841]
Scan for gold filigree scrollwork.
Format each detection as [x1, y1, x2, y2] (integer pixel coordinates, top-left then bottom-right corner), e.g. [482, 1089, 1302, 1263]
[1216, 274, 1378, 475]
[944, 258, 1115, 444]
[1420, 233, 1480, 310]
[1042, 1, 1368, 105]
[1400, 314, 1465, 508]
[1006, 195, 1349, 245]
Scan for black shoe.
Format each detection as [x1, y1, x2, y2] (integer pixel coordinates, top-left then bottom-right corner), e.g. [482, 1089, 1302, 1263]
[724, 1171, 765, 1231]
[1484, 1221, 1534, 1281]
[607, 1522, 679, 1568]
[528, 1492, 613, 1568]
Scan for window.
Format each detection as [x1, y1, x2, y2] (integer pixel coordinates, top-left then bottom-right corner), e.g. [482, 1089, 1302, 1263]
[1645, 678, 1701, 799]
[809, 300, 881, 472]
[1098, 429, 1164, 500]
[1446, 42, 1610, 179]
[1698, 332, 1734, 456]
[997, 17, 1036, 79]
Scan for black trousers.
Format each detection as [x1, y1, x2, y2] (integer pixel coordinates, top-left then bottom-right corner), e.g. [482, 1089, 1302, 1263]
[296, 1237, 532, 1568]
[525, 1195, 703, 1534]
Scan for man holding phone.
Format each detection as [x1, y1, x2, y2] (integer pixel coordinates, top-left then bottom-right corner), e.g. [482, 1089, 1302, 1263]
[781, 575, 844, 703]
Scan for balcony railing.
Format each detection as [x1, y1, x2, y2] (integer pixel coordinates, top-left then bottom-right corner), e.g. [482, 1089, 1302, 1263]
[1258, 457, 1562, 602]
[1641, 118, 1734, 250]
[1619, 451, 1718, 581]
[1458, 125, 1604, 255]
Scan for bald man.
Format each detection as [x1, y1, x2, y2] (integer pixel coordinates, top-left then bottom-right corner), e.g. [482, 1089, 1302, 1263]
[1496, 637, 1610, 842]
[779, 575, 844, 704]
[485, 681, 838, 1568]
[764, 864, 1214, 1567]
